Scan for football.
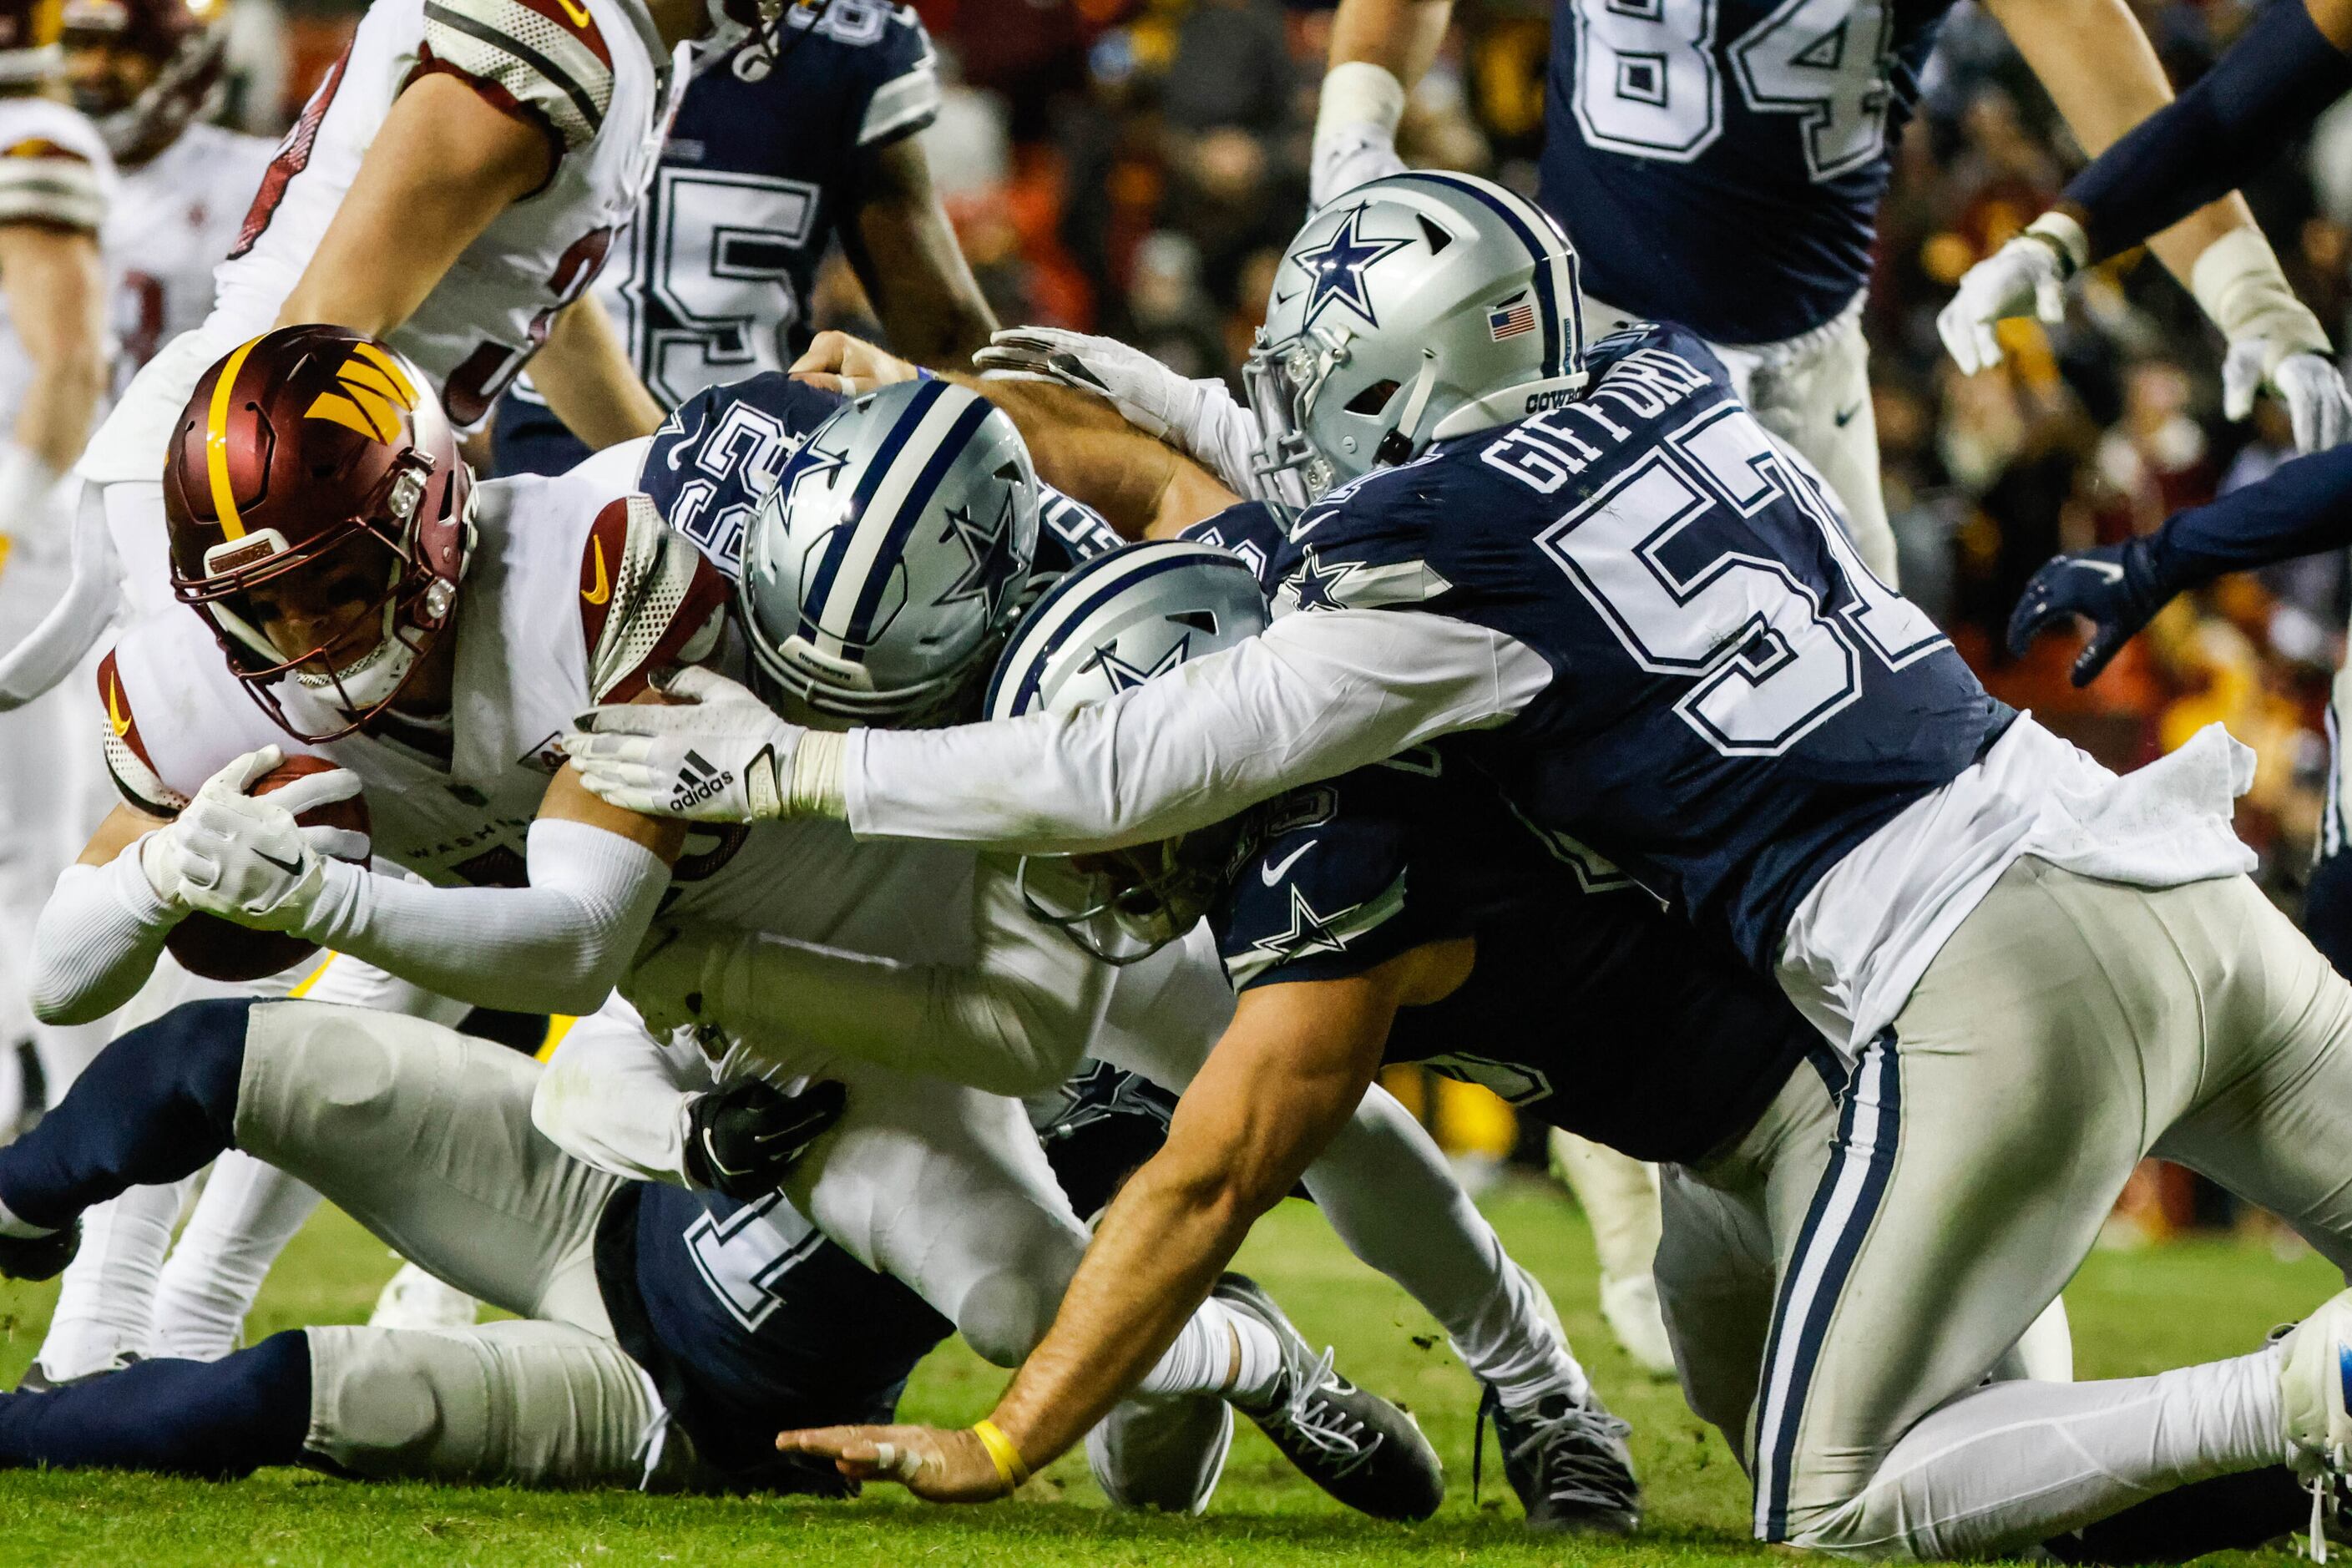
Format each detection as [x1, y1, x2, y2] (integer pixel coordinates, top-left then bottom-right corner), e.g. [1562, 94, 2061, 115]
[162, 756, 370, 984]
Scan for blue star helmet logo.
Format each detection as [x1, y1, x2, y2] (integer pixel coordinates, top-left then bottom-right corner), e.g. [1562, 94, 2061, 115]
[936, 489, 1024, 609]
[1087, 632, 1192, 692]
[1290, 205, 1414, 331]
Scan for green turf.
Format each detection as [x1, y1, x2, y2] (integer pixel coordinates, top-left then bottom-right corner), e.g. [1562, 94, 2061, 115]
[0, 1179, 2333, 1566]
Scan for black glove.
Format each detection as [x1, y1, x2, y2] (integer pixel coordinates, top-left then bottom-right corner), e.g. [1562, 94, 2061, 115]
[683, 1079, 847, 1200]
[2005, 537, 2172, 687]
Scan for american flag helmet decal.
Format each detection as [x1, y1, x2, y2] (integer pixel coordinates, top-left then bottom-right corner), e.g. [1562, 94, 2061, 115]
[1488, 292, 1537, 341]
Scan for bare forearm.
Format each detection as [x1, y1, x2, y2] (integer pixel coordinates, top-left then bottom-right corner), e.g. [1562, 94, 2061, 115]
[0, 230, 105, 472]
[13, 348, 103, 475]
[969, 377, 1182, 537]
[1328, 0, 1452, 86]
[534, 294, 664, 448]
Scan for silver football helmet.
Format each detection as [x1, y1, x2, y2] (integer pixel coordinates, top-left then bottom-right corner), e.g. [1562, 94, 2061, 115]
[737, 378, 1039, 728]
[1246, 170, 1588, 502]
[987, 539, 1272, 961]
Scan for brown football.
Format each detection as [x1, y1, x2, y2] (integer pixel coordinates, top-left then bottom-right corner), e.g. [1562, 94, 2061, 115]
[164, 755, 372, 984]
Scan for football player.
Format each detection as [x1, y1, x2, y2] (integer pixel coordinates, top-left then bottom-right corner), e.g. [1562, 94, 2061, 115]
[0, 0, 729, 711]
[1306, 0, 2351, 585]
[0, 994, 1170, 1494]
[31, 327, 1461, 1520]
[574, 174, 2352, 1559]
[491, 0, 995, 478]
[0, 0, 115, 1153]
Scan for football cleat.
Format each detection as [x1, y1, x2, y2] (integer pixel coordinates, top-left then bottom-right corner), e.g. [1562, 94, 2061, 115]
[1214, 1272, 1444, 1521]
[1475, 1381, 1642, 1534]
[367, 1262, 478, 1331]
[2275, 1287, 2352, 1562]
[1086, 1391, 1235, 1514]
[17, 1351, 139, 1393]
[0, 1216, 78, 1282]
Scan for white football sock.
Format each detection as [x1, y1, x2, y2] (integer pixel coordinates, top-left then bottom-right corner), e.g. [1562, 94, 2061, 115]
[36, 1178, 193, 1378]
[1799, 1343, 2284, 1558]
[1135, 1299, 1284, 1405]
[1307, 1090, 1587, 1409]
[153, 1152, 321, 1361]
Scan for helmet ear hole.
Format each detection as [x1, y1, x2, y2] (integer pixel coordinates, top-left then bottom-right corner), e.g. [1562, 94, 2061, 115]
[1345, 379, 1401, 415]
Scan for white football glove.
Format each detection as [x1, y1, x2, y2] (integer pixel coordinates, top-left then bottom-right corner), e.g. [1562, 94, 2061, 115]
[2195, 227, 2352, 454]
[562, 665, 806, 822]
[164, 748, 371, 933]
[1938, 227, 2074, 375]
[975, 327, 1303, 508]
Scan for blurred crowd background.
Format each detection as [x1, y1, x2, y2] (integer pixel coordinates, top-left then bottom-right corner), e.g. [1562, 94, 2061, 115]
[216, 0, 2346, 1240]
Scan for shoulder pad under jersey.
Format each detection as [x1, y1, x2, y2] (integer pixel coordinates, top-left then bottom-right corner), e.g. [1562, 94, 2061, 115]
[418, 0, 621, 156]
[579, 493, 732, 701]
[94, 646, 188, 815]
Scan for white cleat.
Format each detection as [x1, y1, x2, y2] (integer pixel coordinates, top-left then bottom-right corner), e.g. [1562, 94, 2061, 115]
[1599, 1272, 1677, 1380]
[2276, 1286, 2352, 1561]
[367, 1262, 478, 1332]
[1086, 1392, 1234, 1514]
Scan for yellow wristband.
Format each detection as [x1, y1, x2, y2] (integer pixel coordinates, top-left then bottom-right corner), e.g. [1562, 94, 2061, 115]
[971, 1419, 1031, 1490]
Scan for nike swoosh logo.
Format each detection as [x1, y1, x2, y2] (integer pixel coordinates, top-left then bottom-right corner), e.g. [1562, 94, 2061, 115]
[583, 538, 612, 607]
[1833, 402, 1863, 427]
[1261, 840, 1317, 886]
[105, 677, 129, 738]
[2069, 559, 2126, 583]
[255, 848, 306, 878]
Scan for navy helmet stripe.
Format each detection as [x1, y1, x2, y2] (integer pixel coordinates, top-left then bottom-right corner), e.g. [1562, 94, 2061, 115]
[1753, 1035, 1902, 1542]
[988, 544, 1229, 719]
[1395, 169, 1565, 380]
[794, 378, 949, 637]
[842, 392, 999, 647]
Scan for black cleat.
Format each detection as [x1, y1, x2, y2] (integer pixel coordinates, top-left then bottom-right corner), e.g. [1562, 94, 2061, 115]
[17, 1351, 139, 1393]
[0, 1217, 78, 1283]
[1476, 1381, 1642, 1534]
[1214, 1272, 1444, 1521]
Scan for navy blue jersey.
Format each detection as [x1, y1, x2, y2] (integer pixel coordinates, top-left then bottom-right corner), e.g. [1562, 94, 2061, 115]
[1273, 322, 2009, 970]
[1213, 755, 1820, 1162]
[1542, 0, 1952, 341]
[493, 2, 940, 478]
[635, 371, 1117, 596]
[1179, 499, 1287, 586]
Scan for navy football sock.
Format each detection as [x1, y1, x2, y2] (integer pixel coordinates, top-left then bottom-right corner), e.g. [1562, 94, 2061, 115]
[0, 999, 253, 1231]
[0, 1330, 310, 1478]
[2047, 1467, 2310, 1562]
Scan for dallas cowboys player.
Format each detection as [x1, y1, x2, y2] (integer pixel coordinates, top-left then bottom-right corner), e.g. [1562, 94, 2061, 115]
[570, 172, 2352, 1558]
[1306, 0, 2352, 588]
[491, 0, 995, 478]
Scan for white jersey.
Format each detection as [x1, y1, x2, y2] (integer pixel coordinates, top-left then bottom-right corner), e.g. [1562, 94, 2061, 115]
[0, 94, 114, 427]
[81, 0, 684, 484]
[104, 122, 276, 390]
[96, 443, 978, 960]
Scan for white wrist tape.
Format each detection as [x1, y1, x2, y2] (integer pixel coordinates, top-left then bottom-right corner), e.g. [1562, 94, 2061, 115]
[2192, 227, 2330, 353]
[2024, 211, 2089, 276]
[1315, 61, 1407, 150]
[790, 728, 847, 819]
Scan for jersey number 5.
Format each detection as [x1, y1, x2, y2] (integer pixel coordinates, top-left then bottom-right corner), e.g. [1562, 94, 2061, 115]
[1569, 0, 1895, 180]
[1540, 403, 1941, 756]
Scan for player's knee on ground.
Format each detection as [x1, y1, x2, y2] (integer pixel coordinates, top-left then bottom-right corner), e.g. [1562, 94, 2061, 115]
[304, 1322, 661, 1487]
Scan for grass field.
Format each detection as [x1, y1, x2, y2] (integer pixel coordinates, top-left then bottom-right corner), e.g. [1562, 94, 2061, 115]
[0, 1179, 2333, 1567]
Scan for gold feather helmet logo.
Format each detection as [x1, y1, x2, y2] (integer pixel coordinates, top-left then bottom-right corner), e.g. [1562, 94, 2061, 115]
[305, 345, 422, 443]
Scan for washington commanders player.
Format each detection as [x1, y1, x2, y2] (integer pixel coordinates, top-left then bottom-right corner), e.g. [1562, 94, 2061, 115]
[0, 0, 114, 1151]
[63, 0, 273, 387]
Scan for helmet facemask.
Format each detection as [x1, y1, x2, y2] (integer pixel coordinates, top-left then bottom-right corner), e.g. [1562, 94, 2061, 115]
[1016, 807, 1270, 966]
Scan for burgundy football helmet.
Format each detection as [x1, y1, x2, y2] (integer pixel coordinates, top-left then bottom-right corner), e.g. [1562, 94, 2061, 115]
[61, 0, 225, 164]
[164, 326, 473, 743]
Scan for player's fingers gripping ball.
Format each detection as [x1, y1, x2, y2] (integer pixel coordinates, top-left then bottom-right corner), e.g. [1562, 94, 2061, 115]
[163, 751, 373, 979]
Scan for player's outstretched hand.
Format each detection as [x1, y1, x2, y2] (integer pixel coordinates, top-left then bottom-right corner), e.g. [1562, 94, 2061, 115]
[2223, 341, 2352, 455]
[2005, 539, 2169, 687]
[976, 326, 1194, 438]
[563, 666, 807, 823]
[1939, 234, 2070, 374]
[790, 331, 922, 397]
[776, 1422, 1014, 1503]
[165, 748, 369, 931]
